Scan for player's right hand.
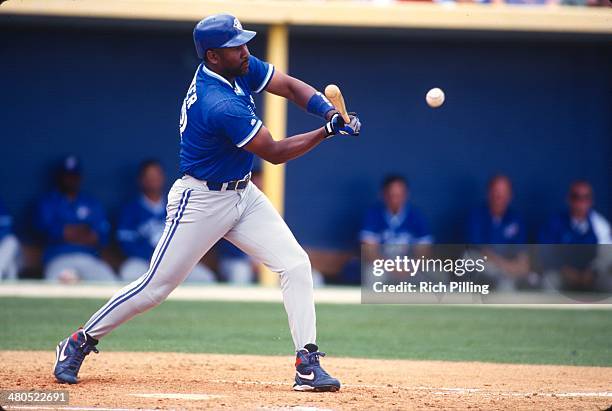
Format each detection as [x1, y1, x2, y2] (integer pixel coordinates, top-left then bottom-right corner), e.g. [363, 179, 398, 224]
[325, 112, 361, 138]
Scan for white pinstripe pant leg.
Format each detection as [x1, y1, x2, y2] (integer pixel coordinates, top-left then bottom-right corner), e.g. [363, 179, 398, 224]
[84, 178, 239, 338]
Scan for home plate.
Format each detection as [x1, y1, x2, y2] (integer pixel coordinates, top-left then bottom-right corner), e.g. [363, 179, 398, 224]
[130, 393, 225, 400]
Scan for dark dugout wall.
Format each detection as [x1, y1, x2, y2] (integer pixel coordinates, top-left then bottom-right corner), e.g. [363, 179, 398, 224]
[0, 20, 610, 248]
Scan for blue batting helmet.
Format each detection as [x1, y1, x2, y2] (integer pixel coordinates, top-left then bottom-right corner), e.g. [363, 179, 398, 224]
[193, 14, 256, 59]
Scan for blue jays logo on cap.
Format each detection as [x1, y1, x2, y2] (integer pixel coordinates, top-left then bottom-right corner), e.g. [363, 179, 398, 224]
[193, 14, 257, 59]
[233, 18, 242, 30]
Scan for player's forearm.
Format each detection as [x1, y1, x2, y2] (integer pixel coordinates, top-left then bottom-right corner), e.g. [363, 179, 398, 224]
[267, 73, 335, 121]
[286, 79, 316, 109]
[268, 72, 315, 109]
[265, 128, 327, 165]
[293, 87, 335, 120]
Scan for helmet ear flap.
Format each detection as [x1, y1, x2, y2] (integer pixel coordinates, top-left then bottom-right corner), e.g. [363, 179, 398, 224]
[195, 47, 204, 60]
[193, 32, 205, 59]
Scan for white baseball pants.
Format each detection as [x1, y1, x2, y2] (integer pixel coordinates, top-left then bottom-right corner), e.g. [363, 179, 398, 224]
[83, 175, 316, 350]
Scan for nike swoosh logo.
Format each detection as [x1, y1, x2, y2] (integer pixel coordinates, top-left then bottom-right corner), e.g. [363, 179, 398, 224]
[296, 371, 315, 381]
[54, 344, 60, 370]
[58, 341, 69, 362]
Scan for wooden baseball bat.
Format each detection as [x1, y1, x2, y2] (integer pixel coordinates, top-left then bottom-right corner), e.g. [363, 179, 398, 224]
[324, 84, 351, 124]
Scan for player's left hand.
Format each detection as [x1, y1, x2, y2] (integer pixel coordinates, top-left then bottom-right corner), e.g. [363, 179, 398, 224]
[325, 112, 361, 138]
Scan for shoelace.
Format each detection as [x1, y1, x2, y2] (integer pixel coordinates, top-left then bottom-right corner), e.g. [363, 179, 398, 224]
[68, 341, 99, 372]
[305, 351, 326, 364]
[304, 351, 333, 378]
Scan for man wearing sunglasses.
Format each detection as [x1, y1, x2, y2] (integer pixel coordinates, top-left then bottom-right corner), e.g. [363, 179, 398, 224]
[540, 181, 611, 291]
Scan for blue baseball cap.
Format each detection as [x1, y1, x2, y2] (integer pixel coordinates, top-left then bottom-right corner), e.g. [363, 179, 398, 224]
[193, 14, 256, 59]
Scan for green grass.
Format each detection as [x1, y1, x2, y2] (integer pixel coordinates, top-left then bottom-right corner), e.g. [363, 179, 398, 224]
[1, 297, 610, 366]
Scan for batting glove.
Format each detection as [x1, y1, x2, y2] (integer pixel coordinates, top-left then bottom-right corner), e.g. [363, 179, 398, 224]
[324, 112, 361, 138]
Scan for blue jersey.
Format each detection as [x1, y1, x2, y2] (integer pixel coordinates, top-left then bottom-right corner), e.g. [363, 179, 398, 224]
[539, 210, 599, 244]
[117, 196, 166, 260]
[360, 203, 433, 245]
[466, 206, 526, 244]
[36, 190, 110, 262]
[0, 198, 13, 240]
[179, 55, 274, 182]
[466, 205, 526, 258]
[538, 210, 601, 271]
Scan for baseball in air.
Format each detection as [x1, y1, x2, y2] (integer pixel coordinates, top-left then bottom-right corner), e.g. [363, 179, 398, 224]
[426, 87, 445, 108]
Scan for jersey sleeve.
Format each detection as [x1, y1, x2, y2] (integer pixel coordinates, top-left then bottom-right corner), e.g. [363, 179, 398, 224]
[514, 216, 527, 244]
[36, 196, 65, 242]
[211, 99, 263, 148]
[87, 200, 111, 247]
[245, 55, 274, 94]
[359, 207, 382, 244]
[410, 208, 433, 244]
[117, 202, 141, 256]
[591, 211, 612, 244]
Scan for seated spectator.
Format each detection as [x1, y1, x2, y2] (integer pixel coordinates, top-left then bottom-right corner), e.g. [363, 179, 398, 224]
[117, 160, 215, 282]
[36, 155, 116, 283]
[539, 180, 612, 291]
[465, 175, 534, 290]
[0, 197, 19, 280]
[360, 175, 432, 266]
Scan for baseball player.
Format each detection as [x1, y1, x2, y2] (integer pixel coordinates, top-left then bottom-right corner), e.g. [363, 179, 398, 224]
[53, 14, 361, 392]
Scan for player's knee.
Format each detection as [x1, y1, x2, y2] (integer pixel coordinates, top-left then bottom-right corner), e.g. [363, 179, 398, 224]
[285, 259, 312, 284]
[285, 249, 310, 274]
[141, 286, 171, 309]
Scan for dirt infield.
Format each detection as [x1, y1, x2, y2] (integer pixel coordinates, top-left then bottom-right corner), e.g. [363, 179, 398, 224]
[1, 351, 611, 410]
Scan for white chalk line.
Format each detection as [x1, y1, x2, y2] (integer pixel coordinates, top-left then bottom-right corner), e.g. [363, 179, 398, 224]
[208, 379, 612, 398]
[129, 392, 224, 400]
[3, 407, 162, 411]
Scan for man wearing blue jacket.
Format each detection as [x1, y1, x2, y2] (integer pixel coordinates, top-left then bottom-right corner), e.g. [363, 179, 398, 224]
[37, 155, 115, 282]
